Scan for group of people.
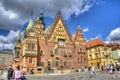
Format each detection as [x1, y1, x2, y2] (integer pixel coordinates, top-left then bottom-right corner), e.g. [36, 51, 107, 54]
[7, 65, 26, 80]
[101, 64, 120, 79]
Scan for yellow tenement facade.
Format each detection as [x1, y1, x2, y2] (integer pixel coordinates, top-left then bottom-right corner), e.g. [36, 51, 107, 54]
[87, 38, 114, 69]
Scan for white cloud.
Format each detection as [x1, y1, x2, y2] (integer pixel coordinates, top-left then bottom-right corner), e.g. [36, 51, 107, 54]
[0, 30, 19, 50]
[89, 34, 101, 41]
[95, 34, 101, 38]
[0, 3, 18, 20]
[107, 27, 120, 41]
[0, 0, 97, 29]
[83, 28, 89, 32]
[0, 0, 97, 50]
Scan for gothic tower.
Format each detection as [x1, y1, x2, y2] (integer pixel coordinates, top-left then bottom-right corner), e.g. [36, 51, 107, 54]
[35, 10, 45, 40]
[21, 18, 38, 73]
[13, 31, 21, 69]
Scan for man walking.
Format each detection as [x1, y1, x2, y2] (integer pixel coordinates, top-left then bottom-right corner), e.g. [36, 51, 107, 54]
[90, 63, 95, 78]
[7, 65, 14, 80]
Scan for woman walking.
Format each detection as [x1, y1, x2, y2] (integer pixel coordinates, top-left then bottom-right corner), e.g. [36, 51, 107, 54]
[13, 67, 21, 80]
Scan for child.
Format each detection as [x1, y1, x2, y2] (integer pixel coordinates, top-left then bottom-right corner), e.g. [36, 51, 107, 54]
[19, 74, 26, 80]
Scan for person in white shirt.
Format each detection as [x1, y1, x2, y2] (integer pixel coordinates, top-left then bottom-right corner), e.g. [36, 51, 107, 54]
[109, 64, 115, 79]
[90, 63, 95, 78]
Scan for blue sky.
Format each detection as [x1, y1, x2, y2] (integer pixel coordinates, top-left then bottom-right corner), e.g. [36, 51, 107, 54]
[0, 0, 120, 50]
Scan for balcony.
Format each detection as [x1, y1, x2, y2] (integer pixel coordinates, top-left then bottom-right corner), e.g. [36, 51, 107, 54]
[78, 51, 82, 54]
[51, 53, 54, 57]
[64, 53, 67, 57]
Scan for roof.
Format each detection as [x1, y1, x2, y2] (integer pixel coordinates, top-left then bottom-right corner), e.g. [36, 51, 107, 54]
[15, 31, 21, 48]
[73, 25, 83, 37]
[110, 42, 120, 49]
[26, 18, 34, 31]
[45, 11, 72, 42]
[45, 23, 54, 37]
[87, 38, 104, 47]
[17, 31, 20, 41]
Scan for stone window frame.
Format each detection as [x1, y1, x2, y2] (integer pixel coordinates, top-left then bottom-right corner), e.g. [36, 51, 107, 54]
[40, 50, 44, 56]
[55, 61, 59, 67]
[40, 62, 44, 66]
[27, 42, 35, 50]
[64, 61, 67, 67]
[54, 48, 58, 55]
[29, 57, 32, 64]
[89, 54, 92, 59]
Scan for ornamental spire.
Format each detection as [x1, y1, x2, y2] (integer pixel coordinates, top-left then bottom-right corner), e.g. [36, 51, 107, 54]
[77, 25, 81, 31]
[39, 10, 44, 24]
[17, 31, 20, 41]
[26, 18, 34, 31]
[57, 9, 61, 16]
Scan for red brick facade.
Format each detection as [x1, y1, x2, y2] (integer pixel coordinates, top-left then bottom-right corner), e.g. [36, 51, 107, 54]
[13, 12, 87, 74]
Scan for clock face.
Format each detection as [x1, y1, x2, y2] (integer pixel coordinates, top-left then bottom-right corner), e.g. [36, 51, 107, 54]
[58, 39, 65, 46]
[59, 40, 63, 45]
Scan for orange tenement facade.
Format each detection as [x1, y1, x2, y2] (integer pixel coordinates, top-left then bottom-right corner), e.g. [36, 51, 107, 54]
[13, 11, 87, 74]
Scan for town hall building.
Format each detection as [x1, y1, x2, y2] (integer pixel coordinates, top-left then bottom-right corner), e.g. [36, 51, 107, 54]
[13, 11, 87, 74]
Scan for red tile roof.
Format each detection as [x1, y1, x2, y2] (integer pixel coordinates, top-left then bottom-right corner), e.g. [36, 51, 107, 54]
[110, 42, 119, 49]
[87, 38, 104, 47]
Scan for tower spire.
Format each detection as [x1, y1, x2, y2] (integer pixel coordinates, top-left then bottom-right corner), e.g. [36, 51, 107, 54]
[26, 18, 34, 31]
[39, 9, 45, 25]
[57, 9, 61, 16]
[17, 31, 20, 41]
[77, 25, 81, 31]
[30, 9, 34, 19]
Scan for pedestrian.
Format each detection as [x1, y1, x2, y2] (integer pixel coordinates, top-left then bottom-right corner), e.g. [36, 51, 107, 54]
[71, 68, 74, 72]
[30, 69, 34, 74]
[106, 65, 109, 73]
[109, 64, 115, 79]
[21, 68, 26, 76]
[7, 65, 14, 80]
[13, 67, 21, 80]
[19, 73, 26, 80]
[116, 64, 120, 75]
[89, 63, 95, 78]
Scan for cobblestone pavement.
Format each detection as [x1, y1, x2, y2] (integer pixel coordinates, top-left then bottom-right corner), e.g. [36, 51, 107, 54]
[25, 71, 120, 80]
[0, 71, 120, 80]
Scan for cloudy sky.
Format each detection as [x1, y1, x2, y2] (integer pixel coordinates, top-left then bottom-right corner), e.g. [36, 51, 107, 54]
[0, 0, 120, 50]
